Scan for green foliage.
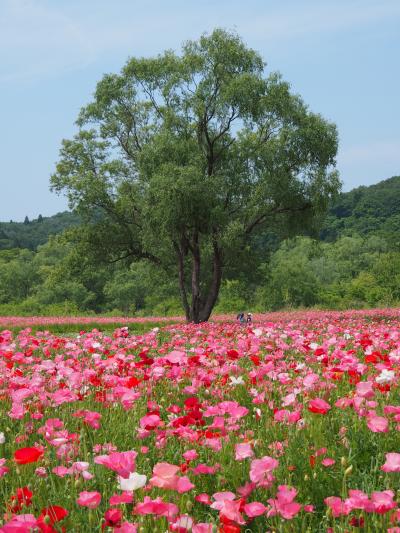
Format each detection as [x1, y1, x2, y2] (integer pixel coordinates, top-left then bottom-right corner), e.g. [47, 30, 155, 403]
[2, 174, 400, 316]
[257, 235, 400, 311]
[322, 175, 400, 243]
[50, 28, 339, 322]
[0, 299, 82, 317]
[0, 249, 39, 302]
[214, 279, 248, 313]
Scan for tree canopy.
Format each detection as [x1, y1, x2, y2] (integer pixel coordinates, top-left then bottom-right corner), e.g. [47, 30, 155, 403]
[51, 29, 339, 322]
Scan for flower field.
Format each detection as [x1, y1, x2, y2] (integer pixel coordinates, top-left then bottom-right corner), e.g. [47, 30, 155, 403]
[0, 316, 184, 331]
[1, 310, 400, 532]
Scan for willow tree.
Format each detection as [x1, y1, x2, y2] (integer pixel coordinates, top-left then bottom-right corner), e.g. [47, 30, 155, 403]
[51, 29, 340, 323]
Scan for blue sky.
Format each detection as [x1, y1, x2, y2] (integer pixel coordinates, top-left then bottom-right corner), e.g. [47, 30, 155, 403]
[0, 0, 399, 221]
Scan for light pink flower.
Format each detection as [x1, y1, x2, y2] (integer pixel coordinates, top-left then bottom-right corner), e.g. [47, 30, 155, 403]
[267, 485, 302, 519]
[150, 462, 180, 489]
[243, 501, 266, 517]
[94, 450, 137, 478]
[235, 442, 254, 461]
[183, 449, 198, 462]
[77, 491, 101, 509]
[134, 496, 178, 517]
[356, 381, 375, 399]
[367, 415, 389, 433]
[381, 453, 400, 472]
[250, 456, 279, 484]
[192, 524, 213, 533]
[324, 496, 351, 517]
[371, 490, 396, 513]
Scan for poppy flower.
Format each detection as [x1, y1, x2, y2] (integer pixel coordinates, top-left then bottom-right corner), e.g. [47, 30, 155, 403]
[308, 398, 331, 415]
[103, 508, 122, 528]
[37, 505, 68, 530]
[14, 447, 44, 465]
[38, 505, 68, 522]
[77, 491, 101, 509]
[8, 486, 33, 513]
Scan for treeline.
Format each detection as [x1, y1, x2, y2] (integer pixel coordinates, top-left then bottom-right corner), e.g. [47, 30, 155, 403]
[0, 234, 399, 316]
[0, 175, 399, 316]
[0, 212, 80, 250]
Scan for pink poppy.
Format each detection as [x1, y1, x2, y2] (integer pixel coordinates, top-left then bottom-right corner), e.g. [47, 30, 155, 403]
[243, 501, 266, 517]
[381, 452, 400, 472]
[367, 415, 389, 433]
[235, 443, 254, 461]
[249, 456, 279, 484]
[94, 450, 137, 478]
[308, 398, 331, 415]
[77, 491, 101, 509]
[134, 496, 179, 517]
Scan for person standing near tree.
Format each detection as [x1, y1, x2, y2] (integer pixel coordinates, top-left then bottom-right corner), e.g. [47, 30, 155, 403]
[246, 313, 252, 325]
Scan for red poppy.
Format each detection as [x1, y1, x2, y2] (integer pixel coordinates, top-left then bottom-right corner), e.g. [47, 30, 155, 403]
[349, 516, 365, 527]
[14, 446, 44, 465]
[184, 397, 199, 409]
[103, 508, 122, 529]
[126, 376, 140, 388]
[38, 505, 68, 525]
[8, 486, 33, 512]
[227, 349, 239, 360]
[38, 505, 68, 524]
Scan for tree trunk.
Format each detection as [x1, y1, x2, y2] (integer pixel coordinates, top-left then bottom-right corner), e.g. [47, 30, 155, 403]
[174, 242, 191, 322]
[198, 240, 222, 323]
[176, 237, 222, 324]
[190, 231, 202, 323]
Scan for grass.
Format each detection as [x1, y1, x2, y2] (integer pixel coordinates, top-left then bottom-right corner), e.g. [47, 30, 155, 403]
[4, 320, 176, 337]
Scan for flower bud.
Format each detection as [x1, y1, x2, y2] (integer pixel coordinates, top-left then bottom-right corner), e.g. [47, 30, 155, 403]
[344, 465, 353, 477]
[186, 500, 193, 512]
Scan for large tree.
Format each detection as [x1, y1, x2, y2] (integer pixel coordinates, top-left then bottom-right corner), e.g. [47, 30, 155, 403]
[51, 29, 340, 323]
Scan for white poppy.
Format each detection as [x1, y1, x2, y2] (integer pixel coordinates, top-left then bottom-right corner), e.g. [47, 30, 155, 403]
[118, 472, 147, 491]
[376, 369, 395, 384]
[229, 376, 244, 386]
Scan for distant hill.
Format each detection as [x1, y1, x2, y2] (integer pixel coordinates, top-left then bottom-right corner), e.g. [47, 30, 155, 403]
[0, 211, 80, 250]
[321, 175, 400, 244]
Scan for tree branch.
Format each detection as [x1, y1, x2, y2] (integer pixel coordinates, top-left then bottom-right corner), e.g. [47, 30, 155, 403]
[245, 203, 312, 234]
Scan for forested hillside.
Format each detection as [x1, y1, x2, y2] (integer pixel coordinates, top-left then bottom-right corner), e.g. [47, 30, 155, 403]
[0, 211, 80, 250]
[322, 175, 400, 244]
[0, 175, 399, 315]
